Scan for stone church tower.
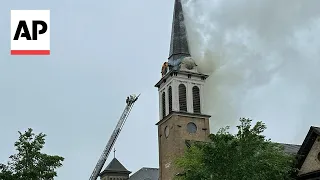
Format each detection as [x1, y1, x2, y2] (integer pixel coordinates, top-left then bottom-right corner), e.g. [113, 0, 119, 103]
[155, 0, 211, 179]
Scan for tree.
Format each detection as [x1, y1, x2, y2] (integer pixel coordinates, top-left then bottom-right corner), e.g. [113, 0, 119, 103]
[175, 118, 296, 180]
[0, 128, 64, 180]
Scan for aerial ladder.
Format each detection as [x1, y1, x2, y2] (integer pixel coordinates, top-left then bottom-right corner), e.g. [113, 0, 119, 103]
[89, 94, 140, 180]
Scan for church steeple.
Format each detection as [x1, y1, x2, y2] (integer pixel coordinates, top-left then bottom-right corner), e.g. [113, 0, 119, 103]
[99, 158, 131, 180]
[156, 2, 211, 180]
[168, 0, 190, 61]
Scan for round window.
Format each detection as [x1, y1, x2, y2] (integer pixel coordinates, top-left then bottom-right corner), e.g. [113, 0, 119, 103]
[164, 126, 169, 138]
[187, 122, 197, 133]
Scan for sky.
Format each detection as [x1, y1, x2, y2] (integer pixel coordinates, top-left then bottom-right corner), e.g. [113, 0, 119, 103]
[1, 0, 320, 180]
[183, 0, 320, 145]
[0, 0, 172, 179]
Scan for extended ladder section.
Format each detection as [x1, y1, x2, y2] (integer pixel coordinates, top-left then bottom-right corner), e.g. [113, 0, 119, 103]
[89, 94, 140, 180]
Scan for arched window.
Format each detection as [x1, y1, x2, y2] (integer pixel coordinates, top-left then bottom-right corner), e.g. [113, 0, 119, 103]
[168, 86, 172, 113]
[162, 92, 166, 117]
[179, 84, 187, 112]
[193, 86, 201, 113]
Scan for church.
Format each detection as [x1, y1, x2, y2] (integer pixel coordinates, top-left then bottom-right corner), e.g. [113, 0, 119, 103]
[99, 0, 320, 179]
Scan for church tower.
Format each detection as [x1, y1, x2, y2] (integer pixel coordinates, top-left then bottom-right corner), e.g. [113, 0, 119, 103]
[155, 0, 211, 179]
[99, 157, 131, 180]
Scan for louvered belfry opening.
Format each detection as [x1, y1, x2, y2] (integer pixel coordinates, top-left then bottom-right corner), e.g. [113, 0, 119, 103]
[162, 92, 166, 118]
[179, 84, 187, 112]
[168, 86, 173, 113]
[193, 86, 201, 113]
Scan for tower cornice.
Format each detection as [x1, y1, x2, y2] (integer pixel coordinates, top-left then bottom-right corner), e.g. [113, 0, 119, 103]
[155, 69, 209, 88]
[156, 111, 211, 126]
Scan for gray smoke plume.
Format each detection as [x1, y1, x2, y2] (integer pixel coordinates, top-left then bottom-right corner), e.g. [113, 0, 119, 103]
[182, 0, 320, 143]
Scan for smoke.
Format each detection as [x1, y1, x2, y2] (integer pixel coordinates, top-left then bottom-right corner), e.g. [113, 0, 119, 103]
[182, 0, 320, 143]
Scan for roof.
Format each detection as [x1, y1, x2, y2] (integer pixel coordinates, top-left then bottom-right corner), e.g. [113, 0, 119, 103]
[296, 126, 320, 170]
[129, 167, 159, 180]
[99, 158, 131, 176]
[314, 127, 320, 134]
[185, 140, 301, 154]
[168, 0, 190, 61]
[280, 143, 301, 154]
[297, 170, 320, 180]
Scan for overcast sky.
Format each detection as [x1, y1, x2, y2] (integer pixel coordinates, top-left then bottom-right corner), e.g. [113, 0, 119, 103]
[0, 0, 173, 179]
[1, 0, 320, 180]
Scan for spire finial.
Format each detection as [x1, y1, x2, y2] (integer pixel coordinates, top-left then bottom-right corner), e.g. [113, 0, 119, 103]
[168, 0, 191, 61]
[114, 148, 116, 158]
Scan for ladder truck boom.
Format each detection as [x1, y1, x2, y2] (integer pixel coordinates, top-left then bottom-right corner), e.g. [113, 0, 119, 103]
[89, 94, 140, 180]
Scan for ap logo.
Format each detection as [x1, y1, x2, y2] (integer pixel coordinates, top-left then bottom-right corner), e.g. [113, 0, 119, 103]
[11, 10, 50, 55]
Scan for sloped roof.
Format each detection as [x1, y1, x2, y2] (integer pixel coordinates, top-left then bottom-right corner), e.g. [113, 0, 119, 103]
[297, 126, 320, 169]
[314, 127, 320, 134]
[99, 158, 131, 176]
[185, 140, 301, 154]
[129, 167, 159, 180]
[296, 170, 320, 180]
[168, 0, 190, 61]
[280, 143, 301, 154]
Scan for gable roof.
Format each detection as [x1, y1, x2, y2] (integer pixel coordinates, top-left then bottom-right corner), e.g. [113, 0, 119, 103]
[296, 126, 320, 170]
[129, 167, 159, 180]
[99, 158, 131, 176]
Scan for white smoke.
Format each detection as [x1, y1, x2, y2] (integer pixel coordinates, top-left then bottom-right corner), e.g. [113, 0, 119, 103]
[182, 0, 320, 143]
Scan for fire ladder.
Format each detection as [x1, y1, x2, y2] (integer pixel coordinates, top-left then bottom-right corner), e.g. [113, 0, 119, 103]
[89, 94, 140, 180]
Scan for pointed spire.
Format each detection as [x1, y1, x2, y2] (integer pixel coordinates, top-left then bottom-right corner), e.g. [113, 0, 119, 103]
[104, 158, 129, 172]
[99, 158, 131, 177]
[168, 0, 190, 61]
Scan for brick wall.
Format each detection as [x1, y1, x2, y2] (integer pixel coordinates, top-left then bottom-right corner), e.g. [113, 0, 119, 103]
[158, 113, 210, 180]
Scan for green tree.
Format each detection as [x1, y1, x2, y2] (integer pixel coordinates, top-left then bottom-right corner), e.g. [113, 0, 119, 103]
[175, 118, 296, 180]
[0, 128, 64, 180]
